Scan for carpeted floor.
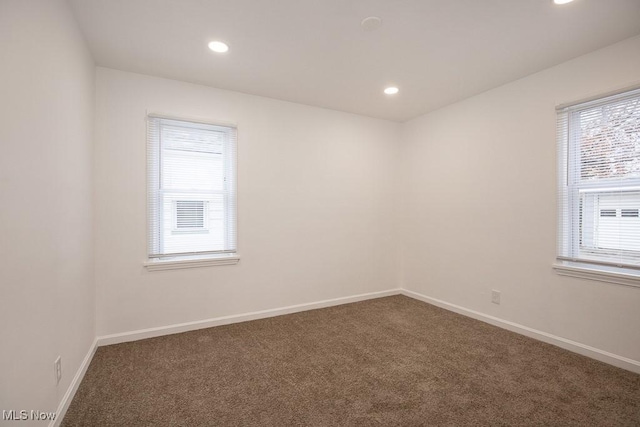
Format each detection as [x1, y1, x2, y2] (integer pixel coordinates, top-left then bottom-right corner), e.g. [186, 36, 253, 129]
[63, 296, 640, 426]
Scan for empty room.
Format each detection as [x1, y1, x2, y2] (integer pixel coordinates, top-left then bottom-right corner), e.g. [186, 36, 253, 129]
[2, 0, 640, 425]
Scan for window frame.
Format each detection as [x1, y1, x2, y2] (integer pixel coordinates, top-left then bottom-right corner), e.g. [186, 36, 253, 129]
[145, 113, 239, 271]
[555, 87, 640, 288]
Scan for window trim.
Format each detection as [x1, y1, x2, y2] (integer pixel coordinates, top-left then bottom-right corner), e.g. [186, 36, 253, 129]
[145, 112, 239, 270]
[145, 254, 240, 271]
[555, 86, 640, 284]
[553, 262, 640, 289]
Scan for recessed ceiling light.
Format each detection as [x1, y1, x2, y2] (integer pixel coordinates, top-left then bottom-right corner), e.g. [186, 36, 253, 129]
[208, 41, 229, 53]
[553, 0, 574, 4]
[384, 87, 399, 95]
[361, 16, 382, 31]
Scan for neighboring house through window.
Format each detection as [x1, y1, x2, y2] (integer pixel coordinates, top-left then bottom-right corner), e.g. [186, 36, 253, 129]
[147, 115, 237, 264]
[174, 200, 207, 231]
[557, 87, 640, 275]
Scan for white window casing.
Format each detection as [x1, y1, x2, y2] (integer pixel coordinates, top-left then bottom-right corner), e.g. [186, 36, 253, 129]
[146, 115, 238, 269]
[556, 87, 640, 287]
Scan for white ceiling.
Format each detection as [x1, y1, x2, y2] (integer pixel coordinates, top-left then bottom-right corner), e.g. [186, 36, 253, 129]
[69, 0, 640, 122]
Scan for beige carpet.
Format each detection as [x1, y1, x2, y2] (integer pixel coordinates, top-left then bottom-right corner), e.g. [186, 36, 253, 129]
[63, 296, 640, 426]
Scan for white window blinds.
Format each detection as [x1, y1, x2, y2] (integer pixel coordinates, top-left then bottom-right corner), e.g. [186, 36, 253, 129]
[557, 88, 640, 271]
[147, 115, 237, 260]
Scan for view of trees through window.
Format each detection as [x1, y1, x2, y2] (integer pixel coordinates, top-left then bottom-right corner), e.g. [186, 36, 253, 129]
[574, 95, 640, 258]
[579, 98, 640, 181]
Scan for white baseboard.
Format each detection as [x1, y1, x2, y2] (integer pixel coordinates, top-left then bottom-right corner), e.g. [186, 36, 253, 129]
[400, 289, 640, 374]
[97, 289, 402, 346]
[50, 338, 98, 427]
[50, 289, 400, 425]
[47, 287, 639, 427]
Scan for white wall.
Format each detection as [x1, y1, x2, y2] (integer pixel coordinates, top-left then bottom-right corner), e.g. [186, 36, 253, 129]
[94, 68, 399, 336]
[400, 35, 640, 362]
[0, 0, 95, 422]
[2, 6, 638, 418]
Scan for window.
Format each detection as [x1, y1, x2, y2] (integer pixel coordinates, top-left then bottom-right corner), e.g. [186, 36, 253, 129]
[147, 115, 237, 267]
[557, 88, 640, 277]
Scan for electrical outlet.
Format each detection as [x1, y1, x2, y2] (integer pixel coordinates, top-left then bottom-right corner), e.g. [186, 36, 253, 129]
[491, 290, 501, 305]
[54, 356, 61, 385]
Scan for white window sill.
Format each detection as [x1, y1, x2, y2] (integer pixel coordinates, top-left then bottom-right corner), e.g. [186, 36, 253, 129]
[553, 263, 640, 289]
[144, 255, 240, 271]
